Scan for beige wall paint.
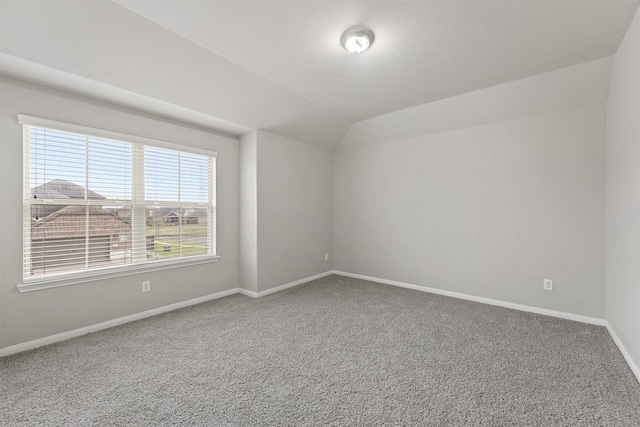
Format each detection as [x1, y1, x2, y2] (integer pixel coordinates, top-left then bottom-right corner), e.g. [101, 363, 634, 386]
[0, 77, 240, 349]
[334, 62, 608, 319]
[606, 8, 640, 374]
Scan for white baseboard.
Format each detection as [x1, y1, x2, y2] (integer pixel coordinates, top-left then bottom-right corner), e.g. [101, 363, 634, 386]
[605, 322, 640, 384]
[1, 270, 335, 357]
[239, 270, 334, 298]
[237, 288, 259, 298]
[333, 270, 606, 326]
[336, 270, 640, 384]
[0, 287, 240, 357]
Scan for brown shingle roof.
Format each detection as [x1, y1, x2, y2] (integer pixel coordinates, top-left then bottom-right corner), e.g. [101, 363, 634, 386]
[31, 179, 105, 200]
[31, 205, 131, 240]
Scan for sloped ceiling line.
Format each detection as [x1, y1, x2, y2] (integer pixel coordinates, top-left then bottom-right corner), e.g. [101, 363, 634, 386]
[1, 0, 638, 149]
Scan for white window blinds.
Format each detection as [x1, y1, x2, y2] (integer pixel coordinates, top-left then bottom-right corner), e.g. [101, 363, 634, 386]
[20, 115, 217, 287]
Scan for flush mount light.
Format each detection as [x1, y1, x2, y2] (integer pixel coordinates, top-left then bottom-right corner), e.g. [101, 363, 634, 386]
[341, 25, 374, 54]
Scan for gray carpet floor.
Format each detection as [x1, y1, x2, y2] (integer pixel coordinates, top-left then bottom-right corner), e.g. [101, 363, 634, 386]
[2, 274, 639, 426]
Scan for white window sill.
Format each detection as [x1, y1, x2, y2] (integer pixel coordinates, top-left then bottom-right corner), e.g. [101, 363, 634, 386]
[17, 255, 220, 293]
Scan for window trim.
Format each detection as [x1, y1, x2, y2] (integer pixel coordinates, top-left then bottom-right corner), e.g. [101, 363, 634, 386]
[18, 114, 219, 292]
[18, 115, 217, 158]
[18, 255, 220, 293]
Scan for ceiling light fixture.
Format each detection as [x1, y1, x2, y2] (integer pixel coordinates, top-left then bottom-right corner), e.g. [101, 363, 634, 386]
[341, 26, 374, 54]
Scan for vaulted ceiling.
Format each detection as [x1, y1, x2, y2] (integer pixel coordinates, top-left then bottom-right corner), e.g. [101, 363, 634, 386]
[1, 0, 639, 148]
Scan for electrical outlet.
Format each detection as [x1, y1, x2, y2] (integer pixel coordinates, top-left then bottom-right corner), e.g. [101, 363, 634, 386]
[325, 253, 329, 261]
[142, 280, 151, 292]
[543, 279, 553, 291]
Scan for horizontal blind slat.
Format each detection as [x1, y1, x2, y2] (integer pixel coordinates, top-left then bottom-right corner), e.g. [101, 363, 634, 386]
[23, 120, 216, 282]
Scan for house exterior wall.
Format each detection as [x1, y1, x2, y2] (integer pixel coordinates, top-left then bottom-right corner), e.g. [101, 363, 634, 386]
[31, 236, 110, 271]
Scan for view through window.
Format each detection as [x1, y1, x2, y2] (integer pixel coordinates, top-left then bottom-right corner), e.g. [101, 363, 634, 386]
[21, 116, 216, 283]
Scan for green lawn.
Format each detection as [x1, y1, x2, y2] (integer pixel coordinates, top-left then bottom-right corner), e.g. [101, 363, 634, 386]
[146, 224, 208, 237]
[150, 240, 208, 259]
[145, 224, 209, 260]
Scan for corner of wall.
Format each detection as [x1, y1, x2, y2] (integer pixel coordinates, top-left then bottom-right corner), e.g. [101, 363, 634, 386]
[604, 5, 640, 383]
[238, 131, 258, 292]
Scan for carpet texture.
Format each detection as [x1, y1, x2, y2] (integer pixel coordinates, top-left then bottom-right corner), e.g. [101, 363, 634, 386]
[2, 274, 639, 426]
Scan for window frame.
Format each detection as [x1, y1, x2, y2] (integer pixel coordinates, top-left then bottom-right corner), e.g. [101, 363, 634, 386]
[18, 114, 219, 293]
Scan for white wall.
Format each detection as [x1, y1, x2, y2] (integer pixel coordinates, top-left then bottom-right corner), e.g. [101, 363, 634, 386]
[338, 58, 613, 151]
[606, 8, 640, 376]
[0, 0, 350, 148]
[0, 77, 239, 349]
[334, 59, 610, 319]
[256, 131, 334, 291]
[237, 131, 334, 293]
[239, 132, 258, 292]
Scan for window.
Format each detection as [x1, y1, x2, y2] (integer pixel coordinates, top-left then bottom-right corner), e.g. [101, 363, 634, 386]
[19, 115, 217, 291]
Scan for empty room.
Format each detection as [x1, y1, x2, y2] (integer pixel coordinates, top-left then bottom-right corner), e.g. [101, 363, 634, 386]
[1, 0, 639, 425]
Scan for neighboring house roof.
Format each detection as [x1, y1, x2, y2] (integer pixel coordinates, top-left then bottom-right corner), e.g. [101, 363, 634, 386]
[185, 207, 208, 217]
[31, 205, 130, 240]
[32, 188, 69, 199]
[115, 207, 153, 219]
[115, 206, 133, 218]
[31, 179, 105, 200]
[161, 208, 207, 218]
[30, 181, 130, 240]
[31, 179, 108, 219]
[154, 207, 177, 217]
[35, 205, 117, 217]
